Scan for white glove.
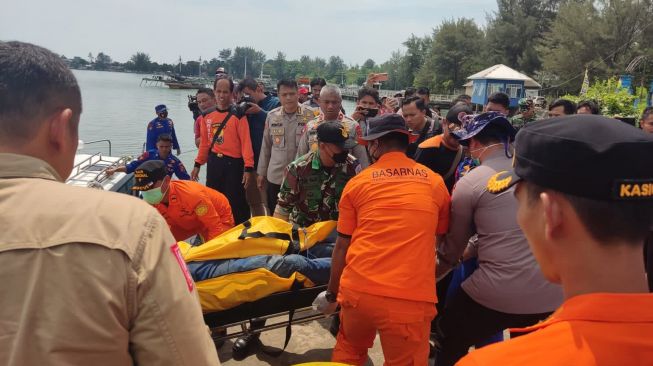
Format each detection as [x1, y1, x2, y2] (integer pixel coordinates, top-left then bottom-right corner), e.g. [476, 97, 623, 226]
[312, 291, 338, 315]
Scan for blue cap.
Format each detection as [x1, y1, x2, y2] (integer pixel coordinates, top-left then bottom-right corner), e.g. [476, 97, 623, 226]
[155, 104, 167, 113]
[453, 112, 516, 145]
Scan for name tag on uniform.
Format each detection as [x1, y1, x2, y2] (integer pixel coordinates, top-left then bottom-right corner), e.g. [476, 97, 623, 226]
[271, 127, 285, 148]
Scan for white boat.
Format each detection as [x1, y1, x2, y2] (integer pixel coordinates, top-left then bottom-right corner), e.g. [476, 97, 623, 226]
[66, 140, 135, 193]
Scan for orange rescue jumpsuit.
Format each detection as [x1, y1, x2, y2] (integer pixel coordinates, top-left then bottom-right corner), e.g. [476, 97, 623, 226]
[155, 180, 234, 241]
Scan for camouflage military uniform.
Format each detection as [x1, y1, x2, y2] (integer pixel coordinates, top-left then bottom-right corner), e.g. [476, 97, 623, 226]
[275, 149, 360, 227]
[510, 114, 537, 130]
[511, 98, 537, 130]
[296, 112, 370, 168]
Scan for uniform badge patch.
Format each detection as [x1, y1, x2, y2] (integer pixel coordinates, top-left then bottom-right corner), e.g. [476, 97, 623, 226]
[170, 243, 194, 292]
[487, 171, 513, 193]
[195, 203, 208, 216]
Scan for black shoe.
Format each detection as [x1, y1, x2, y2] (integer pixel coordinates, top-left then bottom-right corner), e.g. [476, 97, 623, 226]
[232, 333, 261, 361]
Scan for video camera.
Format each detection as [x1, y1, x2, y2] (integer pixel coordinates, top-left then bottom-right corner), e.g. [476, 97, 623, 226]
[187, 95, 201, 121]
[188, 95, 199, 113]
[234, 94, 256, 115]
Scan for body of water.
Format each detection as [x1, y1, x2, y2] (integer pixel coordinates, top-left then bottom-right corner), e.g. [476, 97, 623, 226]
[74, 70, 357, 170]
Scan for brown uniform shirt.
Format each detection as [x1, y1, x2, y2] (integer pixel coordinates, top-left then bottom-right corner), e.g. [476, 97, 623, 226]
[0, 154, 220, 366]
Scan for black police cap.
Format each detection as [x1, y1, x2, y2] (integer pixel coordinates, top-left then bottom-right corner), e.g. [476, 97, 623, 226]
[487, 114, 653, 201]
[132, 160, 167, 191]
[317, 120, 356, 149]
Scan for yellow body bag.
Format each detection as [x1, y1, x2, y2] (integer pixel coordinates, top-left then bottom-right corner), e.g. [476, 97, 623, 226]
[180, 217, 336, 312]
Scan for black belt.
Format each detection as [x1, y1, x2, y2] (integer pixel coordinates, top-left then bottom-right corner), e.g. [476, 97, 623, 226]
[210, 152, 242, 160]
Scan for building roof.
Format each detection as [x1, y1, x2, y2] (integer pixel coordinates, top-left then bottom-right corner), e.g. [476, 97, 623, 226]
[465, 64, 542, 88]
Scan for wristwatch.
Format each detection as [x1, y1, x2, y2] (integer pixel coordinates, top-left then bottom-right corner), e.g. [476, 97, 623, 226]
[325, 290, 337, 303]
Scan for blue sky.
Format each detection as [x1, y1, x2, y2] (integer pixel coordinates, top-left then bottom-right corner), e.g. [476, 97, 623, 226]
[1, 0, 497, 65]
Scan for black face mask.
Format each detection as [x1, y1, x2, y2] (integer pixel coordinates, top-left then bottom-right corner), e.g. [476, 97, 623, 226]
[331, 150, 349, 164]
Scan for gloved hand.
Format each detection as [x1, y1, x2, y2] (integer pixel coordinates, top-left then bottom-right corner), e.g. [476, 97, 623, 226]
[312, 291, 338, 315]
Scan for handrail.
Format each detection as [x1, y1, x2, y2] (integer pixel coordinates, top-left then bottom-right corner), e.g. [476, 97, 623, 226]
[70, 152, 103, 178]
[83, 139, 112, 156]
[67, 153, 130, 188]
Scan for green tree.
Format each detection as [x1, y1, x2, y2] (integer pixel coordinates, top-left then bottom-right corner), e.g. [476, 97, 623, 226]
[313, 57, 327, 77]
[362, 59, 376, 70]
[129, 52, 152, 72]
[219, 48, 232, 62]
[273, 51, 287, 79]
[297, 55, 313, 77]
[94, 52, 112, 70]
[399, 34, 431, 87]
[539, 0, 652, 94]
[484, 0, 562, 74]
[380, 50, 406, 89]
[326, 55, 346, 82]
[562, 77, 648, 117]
[415, 18, 486, 92]
[230, 47, 266, 78]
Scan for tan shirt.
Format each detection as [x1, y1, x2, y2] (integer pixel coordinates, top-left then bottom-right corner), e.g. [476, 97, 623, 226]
[257, 104, 316, 185]
[438, 150, 563, 314]
[0, 154, 220, 366]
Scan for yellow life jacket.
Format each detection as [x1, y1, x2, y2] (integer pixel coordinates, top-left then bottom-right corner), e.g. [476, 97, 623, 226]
[180, 217, 336, 312]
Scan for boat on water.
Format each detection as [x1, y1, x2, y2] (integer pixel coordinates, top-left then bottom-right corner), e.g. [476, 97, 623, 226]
[164, 78, 211, 89]
[141, 73, 211, 89]
[66, 140, 135, 193]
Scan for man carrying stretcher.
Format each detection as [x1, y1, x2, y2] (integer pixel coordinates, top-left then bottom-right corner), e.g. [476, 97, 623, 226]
[134, 160, 234, 242]
[230, 120, 360, 359]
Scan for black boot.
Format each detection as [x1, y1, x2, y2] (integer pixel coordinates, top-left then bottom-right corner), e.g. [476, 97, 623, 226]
[232, 333, 261, 360]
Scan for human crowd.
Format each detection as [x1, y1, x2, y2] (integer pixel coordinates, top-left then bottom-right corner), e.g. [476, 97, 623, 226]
[1, 41, 653, 366]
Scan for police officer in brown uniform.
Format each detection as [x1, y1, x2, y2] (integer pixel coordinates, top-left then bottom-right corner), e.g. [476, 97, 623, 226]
[0, 42, 220, 366]
[257, 79, 316, 215]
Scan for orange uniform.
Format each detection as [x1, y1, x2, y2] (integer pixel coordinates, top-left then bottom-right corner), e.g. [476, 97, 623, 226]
[337, 151, 450, 303]
[195, 109, 255, 169]
[155, 180, 234, 241]
[333, 151, 451, 365]
[456, 293, 653, 366]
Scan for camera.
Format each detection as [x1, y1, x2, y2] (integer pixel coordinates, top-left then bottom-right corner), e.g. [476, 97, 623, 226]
[360, 107, 379, 118]
[188, 95, 199, 113]
[234, 94, 256, 115]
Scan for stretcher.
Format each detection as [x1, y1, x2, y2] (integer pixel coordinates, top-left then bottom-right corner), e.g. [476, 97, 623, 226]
[184, 217, 338, 351]
[203, 285, 332, 347]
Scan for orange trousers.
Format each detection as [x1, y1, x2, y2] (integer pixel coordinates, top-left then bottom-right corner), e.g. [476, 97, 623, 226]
[332, 287, 436, 366]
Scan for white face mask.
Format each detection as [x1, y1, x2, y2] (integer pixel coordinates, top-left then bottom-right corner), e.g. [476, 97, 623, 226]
[469, 142, 504, 162]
